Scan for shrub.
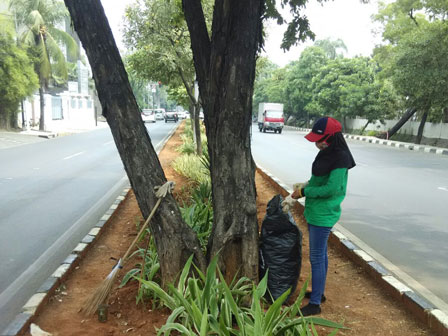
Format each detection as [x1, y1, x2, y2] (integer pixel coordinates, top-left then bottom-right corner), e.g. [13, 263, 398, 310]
[172, 155, 211, 185]
[136, 255, 345, 335]
[180, 182, 213, 251]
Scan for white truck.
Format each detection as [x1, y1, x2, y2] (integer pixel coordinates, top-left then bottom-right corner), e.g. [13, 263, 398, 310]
[258, 103, 284, 134]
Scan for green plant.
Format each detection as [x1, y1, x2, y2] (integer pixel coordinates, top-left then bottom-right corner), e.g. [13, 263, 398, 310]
[120, 229, 161, 307]
[180, 183, 213, 251]
[177, 141, 196, 155]
[366, 130, 379, 136]
[136, 255, 345, 335]
[172, 155, 211, 185]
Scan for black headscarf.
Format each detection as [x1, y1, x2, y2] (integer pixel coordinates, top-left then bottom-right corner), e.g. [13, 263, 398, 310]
[311, 132, 356, 176]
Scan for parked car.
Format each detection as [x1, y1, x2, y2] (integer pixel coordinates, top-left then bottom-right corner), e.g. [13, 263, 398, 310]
[141, 109, 156, 123]
[164, 111, 178, 123]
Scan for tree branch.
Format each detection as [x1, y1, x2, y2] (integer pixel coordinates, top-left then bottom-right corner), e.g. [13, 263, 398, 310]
[181, 0, 210, 96]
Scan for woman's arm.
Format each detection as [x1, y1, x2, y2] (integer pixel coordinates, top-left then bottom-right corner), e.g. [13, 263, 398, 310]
[303, 168, 347, 199]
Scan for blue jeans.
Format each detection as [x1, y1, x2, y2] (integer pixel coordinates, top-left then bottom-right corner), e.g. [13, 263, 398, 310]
[308, 224, 332, 305]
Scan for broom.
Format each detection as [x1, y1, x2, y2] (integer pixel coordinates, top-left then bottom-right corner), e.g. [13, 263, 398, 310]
[81, 181, 175, 315]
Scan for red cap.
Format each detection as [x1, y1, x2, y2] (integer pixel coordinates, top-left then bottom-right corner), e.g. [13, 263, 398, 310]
[305, 117, 342, 142]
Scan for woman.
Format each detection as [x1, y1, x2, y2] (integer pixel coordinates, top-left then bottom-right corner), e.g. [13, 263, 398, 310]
[285, 116, 355, 316]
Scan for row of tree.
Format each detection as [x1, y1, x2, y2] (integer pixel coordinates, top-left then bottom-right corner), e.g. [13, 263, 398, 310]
[253, 0, 448, 143]
[0, 0, 78, 131]
[254, 42, 402, 133]
[62, 0, 327, 286]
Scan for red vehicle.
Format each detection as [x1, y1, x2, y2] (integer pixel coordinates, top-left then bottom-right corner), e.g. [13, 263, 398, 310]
[258, 103, 284, 134]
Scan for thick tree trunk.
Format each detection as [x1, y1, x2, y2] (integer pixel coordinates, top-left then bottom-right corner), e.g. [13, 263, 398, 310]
[183, 0, 261, 282]
[377, 107, 417, 139]
[415, 109, 428, 144]
[64, 0, 206, 285]
[39, 85, 45, 131]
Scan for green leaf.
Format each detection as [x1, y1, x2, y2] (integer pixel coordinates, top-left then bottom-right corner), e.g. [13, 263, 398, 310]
[178, 254, 194, 293]
[134, 278, 176, 310]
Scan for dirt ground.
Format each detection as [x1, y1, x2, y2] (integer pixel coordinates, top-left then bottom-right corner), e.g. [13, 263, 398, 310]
[26, 123, 433, 336]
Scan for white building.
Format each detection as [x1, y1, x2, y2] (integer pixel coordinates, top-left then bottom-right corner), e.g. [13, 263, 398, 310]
[20, 19, 98, 132]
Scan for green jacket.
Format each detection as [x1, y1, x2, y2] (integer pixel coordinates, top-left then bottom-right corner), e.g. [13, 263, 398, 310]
[303, 168, 348, 227]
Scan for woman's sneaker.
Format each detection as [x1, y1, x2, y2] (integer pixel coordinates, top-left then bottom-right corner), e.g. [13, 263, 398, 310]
[299, 303, 321, 316]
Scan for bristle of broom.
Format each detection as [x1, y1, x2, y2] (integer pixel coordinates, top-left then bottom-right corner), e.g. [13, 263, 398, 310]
[81, 264, 120, 316]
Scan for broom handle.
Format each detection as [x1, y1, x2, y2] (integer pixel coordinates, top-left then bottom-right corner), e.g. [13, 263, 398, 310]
[122, 197, 162, 262]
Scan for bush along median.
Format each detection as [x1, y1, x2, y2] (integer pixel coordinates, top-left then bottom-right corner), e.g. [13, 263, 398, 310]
[120, 120, 344, 335]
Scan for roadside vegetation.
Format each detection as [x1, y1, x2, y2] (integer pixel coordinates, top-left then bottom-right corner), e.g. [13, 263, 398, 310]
[119, 121, 343, 335]
[253, 0, 448, 143]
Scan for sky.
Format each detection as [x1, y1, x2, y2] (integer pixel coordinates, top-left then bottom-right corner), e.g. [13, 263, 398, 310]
[100, 0, 384, 67]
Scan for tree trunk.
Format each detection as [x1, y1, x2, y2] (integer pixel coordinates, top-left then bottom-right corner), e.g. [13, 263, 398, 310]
[442, 107, 448, 123]
[183, 0, 261, 282]
[415, 109, 428, 144]
[377, 107, 417, 139]
[21, 101, 26, 129]
[342, 115, 347, 132]
[39, 85, 45, 131]
[0, 106, 8, 129]
[64, 0, 206, 285]
[193, 102, 202, 155]
[361, 120, 370, 134]
[189, 103, 195, 137]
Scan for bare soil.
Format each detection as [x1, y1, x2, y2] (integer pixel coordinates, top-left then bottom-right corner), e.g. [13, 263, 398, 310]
[26, 122, 433, 336]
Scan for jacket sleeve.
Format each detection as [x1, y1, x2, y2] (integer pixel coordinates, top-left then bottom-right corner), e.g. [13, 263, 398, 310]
[304, 168, 347, 199]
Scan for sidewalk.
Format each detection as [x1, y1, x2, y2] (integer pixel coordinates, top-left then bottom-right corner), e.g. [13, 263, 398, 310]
[285, 126, 448, 156]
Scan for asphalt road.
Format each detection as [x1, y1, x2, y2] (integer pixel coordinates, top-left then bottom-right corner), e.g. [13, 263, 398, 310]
[251, 126, 448, 307]
[0, 121, 177, 331]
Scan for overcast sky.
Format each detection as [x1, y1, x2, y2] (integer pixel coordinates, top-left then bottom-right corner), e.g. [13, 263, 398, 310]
[100, 0, 383, 67]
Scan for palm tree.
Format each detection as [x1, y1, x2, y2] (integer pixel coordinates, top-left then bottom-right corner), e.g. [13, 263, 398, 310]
[10, 0, 78, 131]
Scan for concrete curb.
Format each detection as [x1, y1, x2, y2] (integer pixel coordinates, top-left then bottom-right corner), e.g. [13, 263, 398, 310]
[256, 164, 448, 336]
[284, 126, 448, 156]
[1, 123, 180, 336]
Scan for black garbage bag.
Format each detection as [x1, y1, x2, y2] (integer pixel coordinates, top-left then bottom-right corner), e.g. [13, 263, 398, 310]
[259, 194, 302, 302]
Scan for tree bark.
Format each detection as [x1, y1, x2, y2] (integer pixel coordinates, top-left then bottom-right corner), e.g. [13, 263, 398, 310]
[64, 0, 206, 285]
[377, 107, 417, 139]
[415, 109, 428, 144]
[39, 85, 45, 131]
[183, 0, 261, 282]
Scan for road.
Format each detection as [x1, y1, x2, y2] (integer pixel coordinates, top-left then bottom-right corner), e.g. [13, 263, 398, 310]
[251, 126, 448, 307]
[0, 121, 177, 331]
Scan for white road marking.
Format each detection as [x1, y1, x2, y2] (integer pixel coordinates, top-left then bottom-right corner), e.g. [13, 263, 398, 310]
[438, 187, 448, 192]
[33, 167, 39, 170]
[103, 141, 114, 146]
[356, 161, 368, 167]
[5, 177, 13, 180]
[63, 151, 85, 160]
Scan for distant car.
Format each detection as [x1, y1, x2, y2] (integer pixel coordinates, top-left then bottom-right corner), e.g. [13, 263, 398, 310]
[177, 111, 187, 119]
[155, 112, 164, 120]
[164, 111, 178, 123]
[141, 109, 156, 123]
